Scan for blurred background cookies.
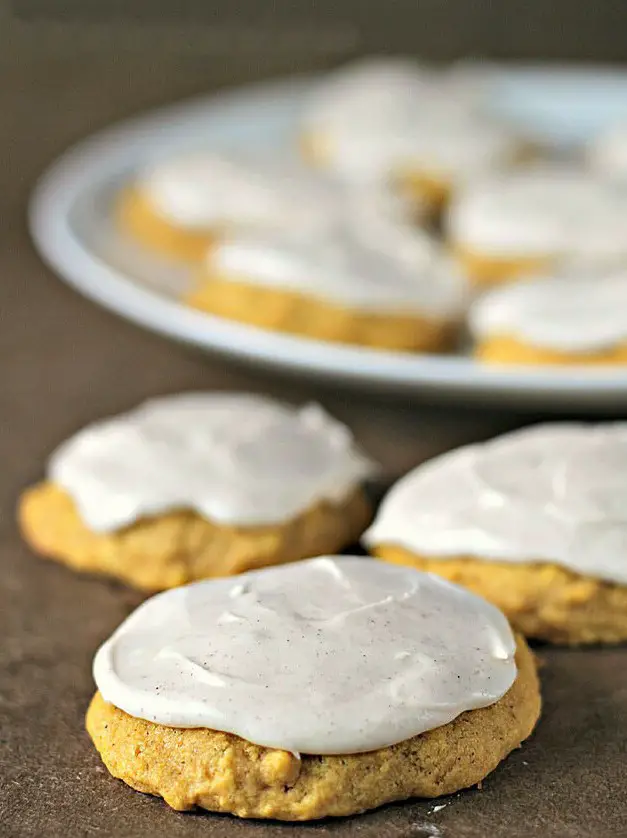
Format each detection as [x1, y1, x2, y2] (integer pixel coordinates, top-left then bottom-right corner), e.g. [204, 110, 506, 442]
[300, 57, 523, 216]
[447, 166, 627, 286]
[187, 216, 469, 352]
[470, 269, 627, 365]
[117, 152, 400, 263]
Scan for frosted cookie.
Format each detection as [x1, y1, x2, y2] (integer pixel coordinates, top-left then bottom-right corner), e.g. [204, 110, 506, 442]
[301, 57, 521, 213]
[18, 394, 374, 591]
[117, 152, 407, 262]
[86, 556, 540, 820]
[588, 121, 627, 180]
[186, 211, 469, 352]
[365, 423, 627, 644]
[448, 166, 627, 286]
[470, 270, 627, 365]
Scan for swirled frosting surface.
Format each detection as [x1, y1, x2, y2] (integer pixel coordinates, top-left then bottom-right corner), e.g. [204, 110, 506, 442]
[93, 556, 517, 754]
[470, 271, 627, 352]
[364, 423, 627, 584]
[49, 393, 375, 532]
[448, 167, 627, 263]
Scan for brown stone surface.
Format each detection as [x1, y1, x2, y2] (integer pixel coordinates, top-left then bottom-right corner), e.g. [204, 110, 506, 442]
[2, 25, 627, 838]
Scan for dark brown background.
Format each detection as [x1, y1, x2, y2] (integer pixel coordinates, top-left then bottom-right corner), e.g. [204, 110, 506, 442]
[2, 5, 627, 837]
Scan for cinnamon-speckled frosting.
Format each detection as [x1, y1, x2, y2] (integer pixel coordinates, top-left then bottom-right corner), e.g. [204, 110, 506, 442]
[93, 556, 517, 754]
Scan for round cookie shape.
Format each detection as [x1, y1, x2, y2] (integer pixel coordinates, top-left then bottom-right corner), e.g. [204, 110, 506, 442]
[364, 423, 627, 585]
[588, 120, 627, 180]
[302, 57, 439, 140]
[305, 95, 517, 187]
[134, 151, 409, 232]
[93, 556, 517, 755]
[302, 58, 511, 187]
[206, 217, 469, 318]
[303, 57, 493, 130]
[48, 393, 375, 534]
[470, 270, 627, 355]
[137, 153, 306, 230]
[448, 166, 627, 265]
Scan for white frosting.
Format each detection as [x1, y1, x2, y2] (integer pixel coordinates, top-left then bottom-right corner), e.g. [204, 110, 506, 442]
[303, 58, 439, 135]
[470, 270, 627, 352]
[303, 58, 517, 184]
[48, 393, 375, 533]
[448, 167, 627, 263]
[93, 556, 517, 754]
[209, 213, 469, 317]
[588, 121, 627, 180]
[138, 152, 413, 231]
[364, 423, 627, 585]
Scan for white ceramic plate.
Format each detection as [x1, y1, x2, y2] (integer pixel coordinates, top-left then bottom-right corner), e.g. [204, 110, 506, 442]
[29, 67, 627, 408]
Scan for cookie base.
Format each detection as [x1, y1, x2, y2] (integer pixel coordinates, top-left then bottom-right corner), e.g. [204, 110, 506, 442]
[452, 244, 551, 287]
[374, 546, 627, 644]
[18, 482, 371, 591]
[474, 334, 627, 366]
[397, 167, 451, 215]
[186, 275, 459, 353]
[85, 635, 539, 820]
[116, 187, 215, 262]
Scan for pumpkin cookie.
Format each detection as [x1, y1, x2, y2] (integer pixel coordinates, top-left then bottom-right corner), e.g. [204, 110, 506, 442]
[19, 394, 374, 590]
[301, 57, 521, 214]
[365, 423, 627, 644]
[447, 166, 627, 286]
[117, 151, 410, 262]
[86, 556, 540, 820]
[470, 270, 627, 365]
[186, 214, 468, 353]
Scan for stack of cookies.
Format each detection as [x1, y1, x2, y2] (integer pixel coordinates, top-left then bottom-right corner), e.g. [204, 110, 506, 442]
[19, 390, 627, 821]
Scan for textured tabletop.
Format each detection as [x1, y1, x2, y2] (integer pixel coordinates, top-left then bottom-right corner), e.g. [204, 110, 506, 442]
[2, 25, 627, 838]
